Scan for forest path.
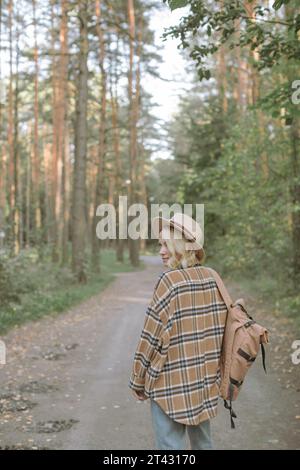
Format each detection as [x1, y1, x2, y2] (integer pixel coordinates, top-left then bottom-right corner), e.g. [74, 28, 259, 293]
[0, 256, 299, 450]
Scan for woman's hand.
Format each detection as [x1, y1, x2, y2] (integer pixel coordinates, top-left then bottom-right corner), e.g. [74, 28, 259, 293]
[131, 389, 148, 401]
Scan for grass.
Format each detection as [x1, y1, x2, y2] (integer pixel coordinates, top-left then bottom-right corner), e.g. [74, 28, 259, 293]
[0, 248, 146, 335]
[227, 271, 300, 331]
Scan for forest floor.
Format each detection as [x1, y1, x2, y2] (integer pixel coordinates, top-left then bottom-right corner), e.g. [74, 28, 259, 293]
[0, 255, 299, 450]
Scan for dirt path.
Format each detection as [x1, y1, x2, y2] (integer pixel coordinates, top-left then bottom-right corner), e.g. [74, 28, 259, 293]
[0, 256, 299, 450]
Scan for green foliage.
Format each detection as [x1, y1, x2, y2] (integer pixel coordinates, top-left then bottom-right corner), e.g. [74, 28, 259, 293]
[147, 157, 184, 206]
[165, 0, 189, 10]
[0, 257, 20, 305]
[166, 88, 293, 284]
[0, 248, 139, 335]
[162, 1, 300, 93]
[204, 112, 292, 278]
[273, 0, 292, 10]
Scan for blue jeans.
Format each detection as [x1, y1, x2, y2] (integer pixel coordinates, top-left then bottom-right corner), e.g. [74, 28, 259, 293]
[150, 399, 213, 450]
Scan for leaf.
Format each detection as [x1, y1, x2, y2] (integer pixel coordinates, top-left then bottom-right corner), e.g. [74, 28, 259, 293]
[168, 0, 189, 11]
[272, 0, 288, 10]
[272, 0, 282, 9]
[271, 110, 280, 118]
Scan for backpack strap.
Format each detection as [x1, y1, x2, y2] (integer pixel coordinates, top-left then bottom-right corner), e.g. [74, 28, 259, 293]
[203, 266, 238, 429]
[204, 266, 250, 316]
[203, 266, 233, 310]
[261, 344, 267, 373]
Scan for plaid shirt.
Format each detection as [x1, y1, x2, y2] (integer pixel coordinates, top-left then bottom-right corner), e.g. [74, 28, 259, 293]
[128, 264, 228, 425]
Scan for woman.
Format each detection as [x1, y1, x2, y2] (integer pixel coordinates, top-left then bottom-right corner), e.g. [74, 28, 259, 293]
[128, 213, 228, 450]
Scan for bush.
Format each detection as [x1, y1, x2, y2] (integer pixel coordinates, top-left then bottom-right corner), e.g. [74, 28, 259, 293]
[0, 257, 20, 304]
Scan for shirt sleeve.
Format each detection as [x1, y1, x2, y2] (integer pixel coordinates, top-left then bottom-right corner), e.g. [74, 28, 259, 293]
[128, 273, 171, 392]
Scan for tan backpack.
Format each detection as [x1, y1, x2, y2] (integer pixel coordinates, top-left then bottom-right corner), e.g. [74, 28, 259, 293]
[206, 267, 269, 429]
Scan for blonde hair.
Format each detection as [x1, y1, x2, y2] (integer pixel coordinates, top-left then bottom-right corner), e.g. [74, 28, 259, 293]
[160, 226, 205, 270]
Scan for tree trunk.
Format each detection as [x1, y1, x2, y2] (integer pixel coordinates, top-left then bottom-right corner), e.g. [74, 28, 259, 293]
[0, 0, 5, 243]
[217, 1, 228, 113]
[91, 0, 107, 273]
[285, 4, 300, 287]
[62, 125, 71, 265]
[110, 32, 124, 262]
[127, 0, 139, 267]
[50, 0, 59, 261]
[13, 5, 20, 254]
[57, 0, 69, 265]
[26, 124, 31, 248]
[72, 0, 89, 283]
[32, 0, 41, 247]
[43, 124, 52, 246]
[8, 0, 15, 254]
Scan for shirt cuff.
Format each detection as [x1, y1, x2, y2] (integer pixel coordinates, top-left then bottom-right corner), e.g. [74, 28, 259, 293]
[128, 373, 145, 391]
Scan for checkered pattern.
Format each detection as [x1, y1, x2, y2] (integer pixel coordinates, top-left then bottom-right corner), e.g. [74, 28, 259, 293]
[128, 265, 228, 425]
